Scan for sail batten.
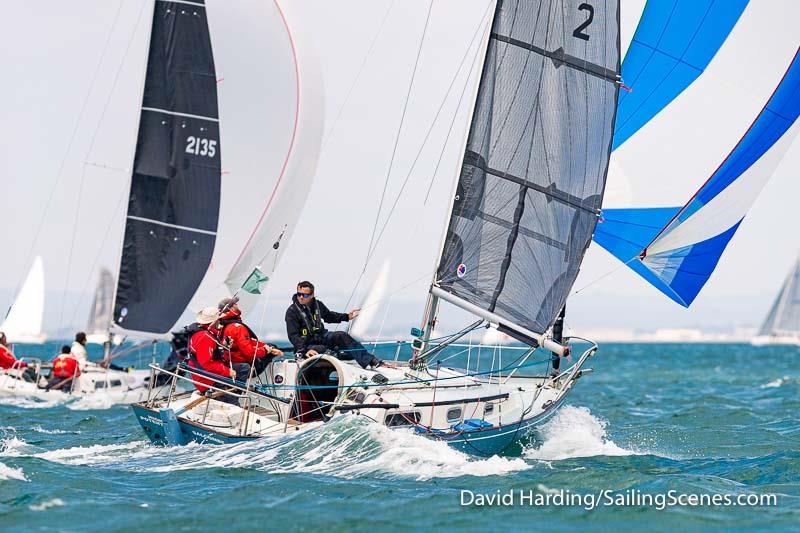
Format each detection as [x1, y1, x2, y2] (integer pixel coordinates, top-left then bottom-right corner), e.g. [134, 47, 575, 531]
[435, 0, 620, 338]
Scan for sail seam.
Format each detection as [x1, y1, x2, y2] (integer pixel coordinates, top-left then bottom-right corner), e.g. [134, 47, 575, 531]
[126, 216, 217, 236]
[141, 107, 218, 122]
[465, 151, 599, 214]
[478, 211, 567, 251]
[490, 33, 618, 83]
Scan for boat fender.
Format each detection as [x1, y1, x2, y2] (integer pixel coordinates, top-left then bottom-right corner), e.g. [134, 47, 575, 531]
[451, 419, 493, 432]
[159, 408, 187, 446]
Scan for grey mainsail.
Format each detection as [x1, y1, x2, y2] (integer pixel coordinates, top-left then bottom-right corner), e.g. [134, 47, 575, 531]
[87, 268, 114, 338]
[759, 257, 800, 337]
[113, 0, 221, 334]
[434, 0, 620, 341]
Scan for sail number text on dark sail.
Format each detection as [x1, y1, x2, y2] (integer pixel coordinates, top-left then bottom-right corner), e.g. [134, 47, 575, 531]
[185, 136, 217, 158]
[573, 3, 594, 41]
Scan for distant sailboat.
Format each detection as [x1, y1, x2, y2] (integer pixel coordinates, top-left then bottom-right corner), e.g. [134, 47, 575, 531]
[752, 256, 800, 346]
[1, 256, 46, 345]
[86, 268, 114, 345]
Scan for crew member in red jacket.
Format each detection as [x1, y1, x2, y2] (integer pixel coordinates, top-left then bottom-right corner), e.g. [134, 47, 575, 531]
[46, 345, 80, 392]
[0, 332, 37, 382]
[187, 307, 251, 404]
[0, 332, 26, 370]
[217, 297, 282, 376]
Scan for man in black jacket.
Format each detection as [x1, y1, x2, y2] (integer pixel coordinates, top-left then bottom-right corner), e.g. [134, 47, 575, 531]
[285, 281, 393, 369]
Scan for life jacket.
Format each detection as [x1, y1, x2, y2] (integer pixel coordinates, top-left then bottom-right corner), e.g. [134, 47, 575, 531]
[53, 356, 79, 378]
[186, 324, 224, 365]
[218, 316, 259, 341]
[294, 301, 324, 342]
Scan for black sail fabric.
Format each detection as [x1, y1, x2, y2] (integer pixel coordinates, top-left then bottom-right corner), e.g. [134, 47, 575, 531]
[114, 0, 220, 334]
[436, 0, 620, 336]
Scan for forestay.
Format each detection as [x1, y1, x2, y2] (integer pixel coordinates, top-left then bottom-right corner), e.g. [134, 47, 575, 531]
[112, 0, 221, 335]
[435, 0, 620, 338]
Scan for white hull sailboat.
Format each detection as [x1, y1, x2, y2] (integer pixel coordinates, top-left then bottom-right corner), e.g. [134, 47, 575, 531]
[0, 361, 154, 404]
[133, 0, 621, 455]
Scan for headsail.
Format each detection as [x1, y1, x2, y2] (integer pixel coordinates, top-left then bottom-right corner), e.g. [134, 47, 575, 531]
[86, 268, 114, 344]
[434, 0, 620, 343]
[113, 0, 221, 335]
[1, 256, 46, 344]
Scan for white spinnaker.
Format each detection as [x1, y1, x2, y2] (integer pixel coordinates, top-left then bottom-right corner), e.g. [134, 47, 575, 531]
[185, 0, 324, 314]
[349, 259, 391, 339]
[1, 256, 46, 344]
[603, 0, 800, 210]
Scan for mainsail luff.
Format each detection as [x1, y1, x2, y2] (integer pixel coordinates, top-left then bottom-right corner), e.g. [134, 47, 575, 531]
[433, 0, 620, 341]
[112, 0, 221, 335]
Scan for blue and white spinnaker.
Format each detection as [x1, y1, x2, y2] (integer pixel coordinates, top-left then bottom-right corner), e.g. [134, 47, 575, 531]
[595, 0, 800, 307]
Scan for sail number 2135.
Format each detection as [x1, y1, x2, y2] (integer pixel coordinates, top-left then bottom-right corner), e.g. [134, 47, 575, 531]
[185, 136, 217, 158]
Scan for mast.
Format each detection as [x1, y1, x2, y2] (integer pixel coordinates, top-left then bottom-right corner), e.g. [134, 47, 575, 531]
[427, 0, 621, 354]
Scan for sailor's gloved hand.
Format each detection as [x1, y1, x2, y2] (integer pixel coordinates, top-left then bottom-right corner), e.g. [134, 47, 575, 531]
[268, 346, 283, 356]
[305, 349, 319, 357]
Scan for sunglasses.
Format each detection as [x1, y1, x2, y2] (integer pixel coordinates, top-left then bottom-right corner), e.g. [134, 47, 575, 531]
[296, 292, 313, 298]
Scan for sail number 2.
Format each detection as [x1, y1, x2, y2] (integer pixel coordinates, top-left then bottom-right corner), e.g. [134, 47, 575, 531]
[572, 3, 594, 41]
[185, 136, 217, 158]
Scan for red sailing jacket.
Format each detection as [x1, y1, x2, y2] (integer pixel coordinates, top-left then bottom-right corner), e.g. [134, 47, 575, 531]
[218, 311, 269, 364]
[52, 355, 79, 378]
[0, 345, 25, 369]
[187, 326, 230, 392]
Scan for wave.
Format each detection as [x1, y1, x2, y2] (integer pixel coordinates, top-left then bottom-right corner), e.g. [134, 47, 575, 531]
[6, 417, 529, 480]
[0, 461, 27, 481]
[761, 375, 794, 389]
[29, 498, 64, 511]
[0, 396, 64, 409]
[524, 406, 636, 461]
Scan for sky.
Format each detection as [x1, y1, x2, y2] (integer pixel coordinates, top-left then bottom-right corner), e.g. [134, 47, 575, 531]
[0, 0, 798, 340]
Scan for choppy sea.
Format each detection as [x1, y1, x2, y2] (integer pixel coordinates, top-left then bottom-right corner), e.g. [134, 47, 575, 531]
[1, 342, 799, 531]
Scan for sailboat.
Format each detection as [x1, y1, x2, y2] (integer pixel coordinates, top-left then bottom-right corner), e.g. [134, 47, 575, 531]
[133, 0, 621, 456]
[1, 256, 46, 345]
[86, 268, 115, 345]
[752, 255, 800, 346]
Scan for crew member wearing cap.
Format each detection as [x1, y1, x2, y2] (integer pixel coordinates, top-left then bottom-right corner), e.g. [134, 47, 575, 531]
[186, 307, 251, 403]
[217, 297, 282, 376]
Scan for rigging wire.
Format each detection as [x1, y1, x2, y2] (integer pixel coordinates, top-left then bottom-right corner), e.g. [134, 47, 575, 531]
[338, 3, 493, 321]
[364, 0, 434, 263]
[59, 0, 151, 330]
[8, 0, 125, 313]
[320, 0, 396, 151]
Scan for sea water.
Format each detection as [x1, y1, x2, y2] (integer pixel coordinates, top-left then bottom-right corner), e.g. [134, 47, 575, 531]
[1, 342, 799, 531]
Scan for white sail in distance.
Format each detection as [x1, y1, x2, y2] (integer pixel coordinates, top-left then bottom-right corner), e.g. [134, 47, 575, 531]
[2, 256, 46, 344]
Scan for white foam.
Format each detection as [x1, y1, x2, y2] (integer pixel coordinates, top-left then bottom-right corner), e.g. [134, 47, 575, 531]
[0, 436, 32, 458]
[0, 396, 63, 409]
[67, 395, 116, 411]
[524, 406, 635, 461]
[761, 375, 791, 388]
[0, 461, 27, 482]
[35, 441, 156, 466]
[29, 498, 64, 511]
[31, 425, 77, 435]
